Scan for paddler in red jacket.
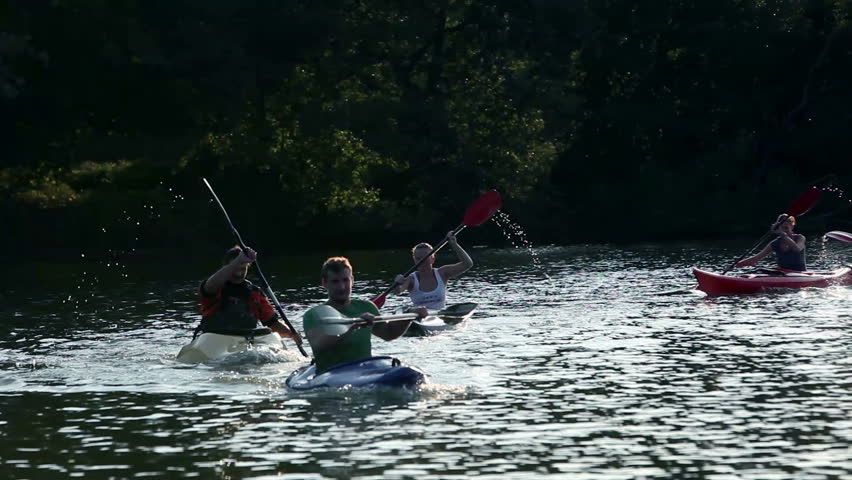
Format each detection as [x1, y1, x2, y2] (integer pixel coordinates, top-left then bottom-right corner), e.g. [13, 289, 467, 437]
[198, 246, 297, 339]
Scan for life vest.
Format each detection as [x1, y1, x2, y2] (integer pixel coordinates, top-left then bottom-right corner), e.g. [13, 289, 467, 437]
[198, 280, 274, 333]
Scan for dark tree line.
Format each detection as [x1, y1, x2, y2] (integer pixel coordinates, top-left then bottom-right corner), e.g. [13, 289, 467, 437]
[2, 0, 850, 257]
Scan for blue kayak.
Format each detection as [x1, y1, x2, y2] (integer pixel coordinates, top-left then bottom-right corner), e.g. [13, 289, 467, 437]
[285, 356, 427, 391]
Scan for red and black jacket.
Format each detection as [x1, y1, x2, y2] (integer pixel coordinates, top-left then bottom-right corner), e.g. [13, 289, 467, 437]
[198, 280, 275, 333]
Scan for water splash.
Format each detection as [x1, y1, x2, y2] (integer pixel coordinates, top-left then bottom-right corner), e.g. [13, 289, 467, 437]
[814, 183, 852, 268]
[491, 211, 552, 281]
[821, 184, 851, 205]
[67, 187, 189, 317]
[820, 184, 852, 214]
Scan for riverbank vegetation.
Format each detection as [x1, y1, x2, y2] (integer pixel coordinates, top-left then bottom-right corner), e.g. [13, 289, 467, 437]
[2, 1, 850, 256]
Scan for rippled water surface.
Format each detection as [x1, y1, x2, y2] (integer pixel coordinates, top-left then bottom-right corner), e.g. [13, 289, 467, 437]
[1, 241, 851, 479]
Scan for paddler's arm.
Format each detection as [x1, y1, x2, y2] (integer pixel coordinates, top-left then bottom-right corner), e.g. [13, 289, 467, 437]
[267, 318, 300, 343]
[437, 231, 473, 280]
[252, 290, 300, 342]
[735, 244, 773, 268]
[392, 274, 412, 295]
[370, 307, 426, 340]
[778, 233, 805, 252]
[202, 248, 256, 295]
[371, 316, 409, 340]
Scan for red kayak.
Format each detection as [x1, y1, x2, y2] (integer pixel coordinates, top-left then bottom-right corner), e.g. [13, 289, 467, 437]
[693, 266, 852, 295]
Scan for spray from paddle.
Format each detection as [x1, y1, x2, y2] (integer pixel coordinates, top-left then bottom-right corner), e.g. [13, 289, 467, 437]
[491, 211, 552, 281]
[821, 184, 852, 206]
[65, 186, 187, 317]
[810, 182, 852, 266]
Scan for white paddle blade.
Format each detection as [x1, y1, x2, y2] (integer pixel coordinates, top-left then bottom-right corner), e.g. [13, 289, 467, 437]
[310, 305, 349, 336]
[824, 231, 852, 243]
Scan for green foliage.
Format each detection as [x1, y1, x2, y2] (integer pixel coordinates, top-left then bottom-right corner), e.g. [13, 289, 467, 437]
[2, 0, 851, 253]
[11, 171, 79, 208]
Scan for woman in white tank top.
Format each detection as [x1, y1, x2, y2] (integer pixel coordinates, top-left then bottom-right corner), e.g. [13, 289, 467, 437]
[392, 231, 474, 310]
[409, 268, 448, 309]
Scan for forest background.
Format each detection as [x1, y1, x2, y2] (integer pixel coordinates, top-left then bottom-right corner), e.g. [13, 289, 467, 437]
[2, 0, 851, 259]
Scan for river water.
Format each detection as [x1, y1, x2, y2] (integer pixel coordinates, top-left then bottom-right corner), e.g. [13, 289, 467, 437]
[1, 240, 851, 479]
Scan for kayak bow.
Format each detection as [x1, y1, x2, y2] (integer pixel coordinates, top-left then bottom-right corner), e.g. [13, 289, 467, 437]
[285, 356, 427, 391]
[175, 327, 286, 363]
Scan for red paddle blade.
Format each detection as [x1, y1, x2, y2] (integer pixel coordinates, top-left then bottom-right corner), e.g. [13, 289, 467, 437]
[371, 294, 387, 309]
[824, 231, 852, 243]
[786, 186, 821, 216]
[462, 190, 503, 226]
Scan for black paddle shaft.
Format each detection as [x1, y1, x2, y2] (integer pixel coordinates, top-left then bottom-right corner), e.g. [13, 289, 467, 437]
[202, 178, 308, 357]
[722, 230, 774, 275]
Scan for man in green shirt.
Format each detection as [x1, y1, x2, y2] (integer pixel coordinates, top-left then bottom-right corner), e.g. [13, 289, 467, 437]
[303, 257, 419, 373]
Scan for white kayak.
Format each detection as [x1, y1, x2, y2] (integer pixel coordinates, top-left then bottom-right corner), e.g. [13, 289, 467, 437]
[404, 302, 478, 337]
[175, 327, 286, 363]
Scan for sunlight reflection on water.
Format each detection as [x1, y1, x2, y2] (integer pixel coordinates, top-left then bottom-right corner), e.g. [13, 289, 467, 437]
[1, 242, 851, 479]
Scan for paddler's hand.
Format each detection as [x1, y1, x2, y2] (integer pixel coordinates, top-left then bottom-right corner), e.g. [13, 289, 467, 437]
[352, 312, 376, 329]
[237, 247, 257, 265]
[280, 329, 302, 343]
[446, 231, 458, 246]
[282, 324, 297, 338]
[393, 274, 406, 294]
[269, 320, 302, 344]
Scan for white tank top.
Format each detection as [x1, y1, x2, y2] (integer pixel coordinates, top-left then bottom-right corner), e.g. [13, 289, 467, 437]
[409, 269, 447, 310]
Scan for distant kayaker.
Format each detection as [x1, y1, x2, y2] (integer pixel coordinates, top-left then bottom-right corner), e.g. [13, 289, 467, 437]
[303, 257, 425, 373]
[198, 246, 297, 339]
[392, 231, 473, 310]
[735, 214, 807, 271]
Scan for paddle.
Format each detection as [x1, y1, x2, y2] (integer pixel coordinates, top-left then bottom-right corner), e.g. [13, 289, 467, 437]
[202, 178, 309, 357]
[371, 191, 503, 308]
[721, 186, 822, 274]
[321, 313, 420, 325]
[824, 231, 852, 243]
[323, 303, 478, 326]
